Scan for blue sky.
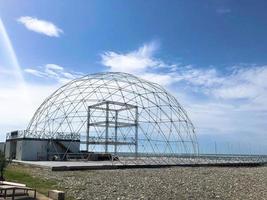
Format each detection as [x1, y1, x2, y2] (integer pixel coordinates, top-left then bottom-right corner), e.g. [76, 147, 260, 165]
[0, 0, 267, 154]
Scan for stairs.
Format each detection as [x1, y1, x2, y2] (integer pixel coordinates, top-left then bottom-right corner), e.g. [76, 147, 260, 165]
[54, 140, 73, 153]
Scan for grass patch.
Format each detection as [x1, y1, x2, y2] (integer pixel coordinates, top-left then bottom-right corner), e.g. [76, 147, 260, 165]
[5, 164, 57, 195]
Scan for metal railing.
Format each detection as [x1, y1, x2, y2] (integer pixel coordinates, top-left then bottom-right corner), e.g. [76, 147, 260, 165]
[6, 130, 80, 140]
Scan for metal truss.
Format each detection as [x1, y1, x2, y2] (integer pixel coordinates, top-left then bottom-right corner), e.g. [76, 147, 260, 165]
[26, 72, 198, 163]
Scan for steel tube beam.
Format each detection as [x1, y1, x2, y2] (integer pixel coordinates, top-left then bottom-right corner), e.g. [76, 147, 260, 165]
[115, 110, 118, 154]
[81, 141, 136, 145]
[135, 107, 138, 158]
[88, 100, 136, 109]
[86, 107, 90, 152]
[105, 102, 109, 153]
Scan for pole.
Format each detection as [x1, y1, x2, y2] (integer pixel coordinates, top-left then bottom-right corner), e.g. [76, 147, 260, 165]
[214, 141, 217, 163]
[105, 102, 109, 153]
[86, 107, 90, 152]
[115, 110, 118, 154]
[214, 141, 217, 155]
[135, 107, 138, 158]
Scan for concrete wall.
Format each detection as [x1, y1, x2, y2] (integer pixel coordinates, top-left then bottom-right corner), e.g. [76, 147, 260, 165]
[0, 142, 5, 153]
[5, 141, 11, 159]
[5, 138, 80, 161]
[15, 140, 22, 160]
[5, 140, 16, 159]
[18, 140, 48, 161]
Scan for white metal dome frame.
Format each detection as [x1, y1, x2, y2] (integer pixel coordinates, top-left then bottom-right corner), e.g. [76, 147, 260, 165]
[26, 72, 198, 164]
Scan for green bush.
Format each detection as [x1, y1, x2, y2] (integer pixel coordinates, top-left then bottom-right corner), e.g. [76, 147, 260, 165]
[0, 151, 9, 181]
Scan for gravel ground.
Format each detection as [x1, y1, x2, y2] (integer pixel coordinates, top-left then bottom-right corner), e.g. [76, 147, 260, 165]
[16, 165, 267, 200]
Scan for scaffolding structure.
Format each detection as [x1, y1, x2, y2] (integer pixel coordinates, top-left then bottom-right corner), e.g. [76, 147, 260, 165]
[85, 101, 138, 156]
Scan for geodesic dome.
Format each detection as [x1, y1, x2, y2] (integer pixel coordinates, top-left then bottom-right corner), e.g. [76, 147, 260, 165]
[26, 72, 198, 158]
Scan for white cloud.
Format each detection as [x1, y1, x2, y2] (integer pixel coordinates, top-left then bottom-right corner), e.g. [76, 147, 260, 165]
[17, 16, 63, 37]
[24, 68, 45, 77]
[46, 63, 64, 71]
[210, 66, 267, 100]
[169, 65, 267, 102]
[234, 66, 267, 88]
[24, 64, 83, 83]
[100, 42, 267, 103]
[101, 41, 163, 73]
[213, 84, 260, 99]
[175, 68, 224, 87]
[140, 73, 175, 86]
[101, 41, 179, 86]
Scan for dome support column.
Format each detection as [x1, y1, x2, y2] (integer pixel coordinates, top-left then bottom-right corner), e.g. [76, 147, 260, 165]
[86, 107, 90, 152]
[105, 102, 109, 153]
[135, 106, 138, 159]
[114, 110, 118, 154]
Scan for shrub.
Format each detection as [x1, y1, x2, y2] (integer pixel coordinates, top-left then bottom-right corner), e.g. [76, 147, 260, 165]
[0, 151, 9, 181]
